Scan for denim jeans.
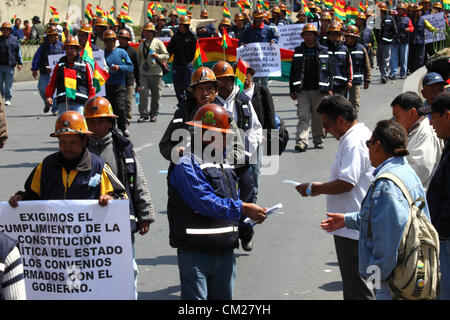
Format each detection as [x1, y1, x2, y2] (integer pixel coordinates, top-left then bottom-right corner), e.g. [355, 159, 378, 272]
[172, 63, 193, 104]
[38, 73, 57, 113]
[57, 101, 84, 116]
[439, 240, 450, 300]
[390, 43, 409, 77]
[376, 43, 391, 79]
[0, 65, 14, 101]
[177, 248, 236, 300]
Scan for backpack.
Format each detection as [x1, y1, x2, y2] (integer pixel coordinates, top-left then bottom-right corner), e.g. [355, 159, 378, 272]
[375, 173, 440, 300]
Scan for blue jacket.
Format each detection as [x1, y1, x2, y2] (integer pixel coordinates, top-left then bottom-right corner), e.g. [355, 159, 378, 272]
[31, 40, 64, 72]
[0, 35, 22, 67]
[104, 47, 134, 86]
[239, 24, 279, 45]
[11, 27, 24, 40]
[345, 157, 430, 280]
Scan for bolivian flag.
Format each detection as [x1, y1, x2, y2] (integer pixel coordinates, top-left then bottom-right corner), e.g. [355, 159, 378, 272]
[122, 2, 129, 11]
[359, 1, 366, 12]
[85, 4, 94, 22]
[119, 11, 133, 23]
[324, 0, 333, 9]
[49, 6, 60, 22]
[193, 41, 207, 68]
[346, 6, 358, 19]
[10, 14, 16, 24]
[64, 68, 77, 100]
[177, 5, 187, 16]
[235, 58, 248, 92]
[107, 13, 117, 26]
[263, 0, 270, 10]
[96, 6, 106, 18]
[334, 4, 346, 21]
[110, 6, 116, 15]
[93, 63, 109, 93]
[221, 27, 232, 50]
[445, 0, 450, 10]
[223, 2, 231, 18]
[302, 0, 315, 18]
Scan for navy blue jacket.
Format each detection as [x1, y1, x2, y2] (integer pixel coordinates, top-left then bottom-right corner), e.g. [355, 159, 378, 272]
[0, 35, 22, 67]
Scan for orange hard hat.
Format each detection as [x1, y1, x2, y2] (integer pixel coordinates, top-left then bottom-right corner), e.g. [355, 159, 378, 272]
[179, 15, 191, 25]
[95, 18, 109, 27]
[103, 29, 117, 40]
[63, 35, 80, 48]
[357, 12, 367, 20]
[190, 67, 217, 87]
[234, 13, 244, 21]
[279, 4, 287, 11]
[344, 25, 360, 37]
[220, 17, 232, 27]
[84, 97, 118, 119]
[252, 9, 264, 18]
[1, 22, 12, 29]
[212, 61, 235, 79]
[327, 22, 342, 33]
[378, 3, 388, 11]
[272, 6, 281, 13]
[118, 29, 131, 38]
[201, 9, 208, 17]
[186, 104, 232, 134]
[301, 23, 318, 35]
[79, 23, 93, 33]
[45, 25, 58, 35]
[143, 22, 156, 31]
[50, 111, 93, 137]
[321, 12, 332, 21]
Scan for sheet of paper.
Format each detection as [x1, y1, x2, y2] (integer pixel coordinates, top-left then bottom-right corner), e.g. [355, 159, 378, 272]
[283, 179, 301, 187]
[244, 203, 284, 226]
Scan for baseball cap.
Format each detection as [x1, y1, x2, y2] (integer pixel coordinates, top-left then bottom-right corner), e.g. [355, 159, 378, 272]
[422, 72, 447, 86]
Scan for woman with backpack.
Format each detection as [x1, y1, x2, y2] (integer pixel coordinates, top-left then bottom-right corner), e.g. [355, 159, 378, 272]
[320, 119, 436, 300]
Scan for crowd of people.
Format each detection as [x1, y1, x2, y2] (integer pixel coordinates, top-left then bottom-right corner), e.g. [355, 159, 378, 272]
[0, 0, 450, 301]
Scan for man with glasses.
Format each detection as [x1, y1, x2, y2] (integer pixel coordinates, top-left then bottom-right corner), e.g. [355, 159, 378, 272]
[295, 95, 375, 300]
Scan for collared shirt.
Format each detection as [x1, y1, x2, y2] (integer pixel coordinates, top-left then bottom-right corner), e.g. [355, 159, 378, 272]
[373, 156, 395, 177]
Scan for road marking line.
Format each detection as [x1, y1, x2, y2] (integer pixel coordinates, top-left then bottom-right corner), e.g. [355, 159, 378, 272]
[135, 143, 154, 153]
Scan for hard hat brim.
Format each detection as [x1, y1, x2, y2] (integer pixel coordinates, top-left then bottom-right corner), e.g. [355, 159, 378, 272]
[185, 121, 233, 134]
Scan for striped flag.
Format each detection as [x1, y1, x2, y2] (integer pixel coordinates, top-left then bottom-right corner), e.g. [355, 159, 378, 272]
[110, 6, 116, 15]
[235, 58, 248, 92]
[177, 5, 187, 16]
[221, 27, 231, 50]
[107, 13, 117, 25]
[193, 41, 207, 68]
[324, 0, 334, 9]
[85, 4, 94, 22]
[49, 6, 60, 22]
[359, 1, 366, 12]
[10, 14, 16, 24]
[118, 11, 133, 23]
[64, 68, 77, 100]
[445, 0, 450, 10]
[263, 0, 270, 10]
[223, 2, 231, 18]
[96, 5, 107, 18]
[302, 0, 315, 18]
[334, 6, 346, 21]
[147, 6, 154, 19]
[80, 33, 109, 93]
[121, 2, 129, 11]
[157, 3, 163, 11]
[346, 6, 358, 19]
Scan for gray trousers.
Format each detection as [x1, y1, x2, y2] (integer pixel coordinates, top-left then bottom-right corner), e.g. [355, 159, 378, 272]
[125, 85, 134, 126]
[295, 90, 325, 147]
[333, 235, 375, 300]
[376, 43, 391, 79]
[139, 74, 162, 117]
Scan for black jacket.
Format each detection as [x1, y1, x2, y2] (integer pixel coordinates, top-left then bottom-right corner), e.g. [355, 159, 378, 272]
[167, 30, 197, 66]
[249, 82, 276, 130]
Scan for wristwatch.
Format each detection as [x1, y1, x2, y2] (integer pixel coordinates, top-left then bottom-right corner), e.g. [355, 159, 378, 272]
[306, 182, 313, 196]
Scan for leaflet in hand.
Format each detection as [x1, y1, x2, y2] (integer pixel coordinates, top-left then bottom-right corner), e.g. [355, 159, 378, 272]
[244, 203, 284, 226]
[283, 179, 301, 187]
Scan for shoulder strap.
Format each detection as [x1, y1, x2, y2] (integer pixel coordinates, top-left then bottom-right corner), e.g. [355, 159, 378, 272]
[376, 172, 414, 206]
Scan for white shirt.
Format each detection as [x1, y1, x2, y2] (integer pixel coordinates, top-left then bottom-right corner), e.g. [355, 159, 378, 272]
[243, 83, 255, 100]
[326, 123, 374, 240]
[407, 117, 444, 190]
[216, 85, 262, 158]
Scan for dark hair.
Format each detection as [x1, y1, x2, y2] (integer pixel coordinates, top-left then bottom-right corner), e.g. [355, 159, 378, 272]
[431, 92, 450, 114]
[426, 56, 450, 81]
[372, 119, 409, 157]
[390, 91, 424, 112]
[316, 94, 356, 122]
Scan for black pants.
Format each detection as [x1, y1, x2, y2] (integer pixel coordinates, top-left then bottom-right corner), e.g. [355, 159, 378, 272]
[408, 44, 425, 74]
[333, 235, 375, 300]
[106, 84, 127, 131]
[333, 85, 348, 98]
[234, 165, 255, 242]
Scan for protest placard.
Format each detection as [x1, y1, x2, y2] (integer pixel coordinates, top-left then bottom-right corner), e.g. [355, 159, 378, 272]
[0, 200, 134, 300]
[236, 42, 281, 77]
[423, 12, 446, 44]
[277, 23, 318, 51]
[48, 51, 107, 97]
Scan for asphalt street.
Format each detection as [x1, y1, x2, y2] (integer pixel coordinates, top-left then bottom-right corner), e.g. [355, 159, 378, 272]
[1, 68, 403, 300]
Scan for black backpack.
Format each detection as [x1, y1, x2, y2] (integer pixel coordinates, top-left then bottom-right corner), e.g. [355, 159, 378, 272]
[267, 114, 289, 156]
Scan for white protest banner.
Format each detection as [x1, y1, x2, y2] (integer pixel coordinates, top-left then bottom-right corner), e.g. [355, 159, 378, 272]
[277, 22, 318, 51]
[48, 50, 107, 96]
[423, 12, 446, 44]
[0, 200, 134, 300]
[237, 42, 281, 77]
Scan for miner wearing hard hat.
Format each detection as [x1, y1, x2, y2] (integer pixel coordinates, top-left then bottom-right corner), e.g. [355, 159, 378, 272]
[8, 111, 126, 208]
[167, 103, 266, 300]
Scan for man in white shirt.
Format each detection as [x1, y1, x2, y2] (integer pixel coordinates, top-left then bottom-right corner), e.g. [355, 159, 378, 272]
[296, 94, 375, 300]
[390, 91, 444, 190]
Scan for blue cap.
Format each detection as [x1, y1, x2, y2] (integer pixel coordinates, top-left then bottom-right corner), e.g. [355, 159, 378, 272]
[422, 72, 447, 86]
